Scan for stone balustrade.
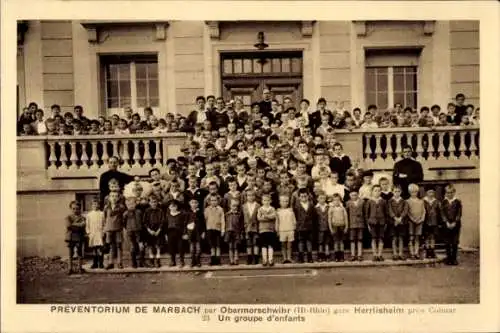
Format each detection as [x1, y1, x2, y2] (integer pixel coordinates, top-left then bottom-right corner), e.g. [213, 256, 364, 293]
[17, 126, 479, 186]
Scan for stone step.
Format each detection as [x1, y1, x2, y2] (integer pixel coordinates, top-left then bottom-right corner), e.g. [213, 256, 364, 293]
[83, 255, 445, 274]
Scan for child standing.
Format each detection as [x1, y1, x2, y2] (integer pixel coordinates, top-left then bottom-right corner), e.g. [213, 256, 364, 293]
[143, 196, 165, 268]
[366, 185, 388, 261]
[257, 194, 277, 266]
[85, 198, 105, 269]
[388, 186, 409, 260]
[315, 191, 331, 261]
[440, 184, 462, 265]
[406, 184, 426, 260]
[242, 190, 261, 265]
[224, 199, 243, 265]
[328, 193, 348, 262]
[65, 201, 86, 274]
[103, 192, 127, 269]
[186, 198, 205, 267]
[276, 195, 296, 264]
[123, 197, 144, 268]
[423, 188, 440, 259]
[293, 188, 316, 263]
[346, 191, 365, 261]
[204, 194, 225, 265]
[165, 200, 186, 267]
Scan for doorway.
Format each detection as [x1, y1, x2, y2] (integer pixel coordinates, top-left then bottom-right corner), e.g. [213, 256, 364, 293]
[221, 51, 303, 111]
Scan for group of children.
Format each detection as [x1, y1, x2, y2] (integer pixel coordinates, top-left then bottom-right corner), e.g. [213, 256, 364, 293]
[64, 150, 462, 274]
[19, 92, 478, 137]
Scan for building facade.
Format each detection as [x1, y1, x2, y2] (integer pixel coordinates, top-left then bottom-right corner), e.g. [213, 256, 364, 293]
[16, 20, 480, 257]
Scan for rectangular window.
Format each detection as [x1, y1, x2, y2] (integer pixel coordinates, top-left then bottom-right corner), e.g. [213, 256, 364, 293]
[102, 55, 159, 116]
[365, 66, 417, 110]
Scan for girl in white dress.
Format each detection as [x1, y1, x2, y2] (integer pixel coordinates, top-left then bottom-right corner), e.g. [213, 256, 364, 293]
[85, 198, 105, 269]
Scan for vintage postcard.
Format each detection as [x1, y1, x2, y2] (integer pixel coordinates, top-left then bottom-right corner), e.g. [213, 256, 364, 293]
[1, 0, 499, 332]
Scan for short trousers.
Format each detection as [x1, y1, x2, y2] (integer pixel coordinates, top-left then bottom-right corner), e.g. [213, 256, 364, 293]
[279, 230, 295, 243]
[67, 241, 84, 257]
[145, 234, 162, 247]
[318, 230, 333, 244]
[188, 230, 203, 243]
[368, 224, 386, 239]
[424, 224, 438, 237]
[331, 226, 346, 242]
[246, 232, 259, 246]
[349, 228, 364, 241]
[259, 232, 276, 248]
[206, 229, 221, 249]
[408, 222, 423, 236]
[106, 230, 123, 244]
[297, 230, 313, 242]
[224, 230, 241, 244]
[127, 230, 143, 245]
[389, 224, 407, 238]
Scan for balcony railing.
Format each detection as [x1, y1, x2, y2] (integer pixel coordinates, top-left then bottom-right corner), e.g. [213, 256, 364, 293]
[17, 126, 479, 186]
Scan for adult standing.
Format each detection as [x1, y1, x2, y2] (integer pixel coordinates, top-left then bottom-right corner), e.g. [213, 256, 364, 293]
[187, 96, 211, 128]
[453, 93, 467, 125]
[392, 145, 424, 199]
[99, 156, 134, 208]
[258, 88, 273, 119]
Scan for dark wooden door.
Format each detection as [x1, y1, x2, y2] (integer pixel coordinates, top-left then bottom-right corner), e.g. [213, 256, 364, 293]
[221, 51, 303, 112]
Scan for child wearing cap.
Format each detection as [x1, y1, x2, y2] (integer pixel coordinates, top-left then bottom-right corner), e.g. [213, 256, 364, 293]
[65, 201, 86, 274]
[423, 187, 440, 259]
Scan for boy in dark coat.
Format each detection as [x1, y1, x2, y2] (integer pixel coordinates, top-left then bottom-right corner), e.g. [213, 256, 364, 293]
[440, 184, 462, 265]
[293, 188, 317, 263]
[186, 198, 206, 267]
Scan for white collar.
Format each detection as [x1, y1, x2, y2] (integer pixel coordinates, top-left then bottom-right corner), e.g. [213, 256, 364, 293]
[424, 197, 436, 204]
[445, 197, 458, 203]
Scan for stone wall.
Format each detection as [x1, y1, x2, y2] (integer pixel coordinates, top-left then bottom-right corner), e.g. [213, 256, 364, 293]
[450, 20, 480, 106]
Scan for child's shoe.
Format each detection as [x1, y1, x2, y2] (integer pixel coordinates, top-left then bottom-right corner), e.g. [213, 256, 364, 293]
[269, 261, 274, 267]
[156, 259, 162, 268]
[179, 259, 185, 268]
[392, 255, 399, 261]
[358, 256, 364, 262]
[196, 255, 202, 267]
[117, 263, 124, 269]
[91, 256, 98, 269]
[98, 256, 104, 269]
[379, 256, 384, 262]
[298, 252, 305, 263]
[149, 258, 155, 267]
[169, 259, 176, 267]
[349, 256, 357, 262]
[105, 263, 114, 270]
[306, 252, 314, 263]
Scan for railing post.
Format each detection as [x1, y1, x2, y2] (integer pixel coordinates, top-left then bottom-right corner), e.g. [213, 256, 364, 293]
[90, 141, 99, 170]
[69, 141, 78, 170]
[48, 141, 57, 170]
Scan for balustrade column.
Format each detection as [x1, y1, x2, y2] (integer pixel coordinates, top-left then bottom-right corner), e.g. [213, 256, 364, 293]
[132, 140, 141, 168]
[144, 140, 153, 167]
[81, 142, 89, 169]
[415, 133, 424, 161]
[90, 141, 99, 169]
[48, 141, 57, 170]
[69, 141, 78, 170]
